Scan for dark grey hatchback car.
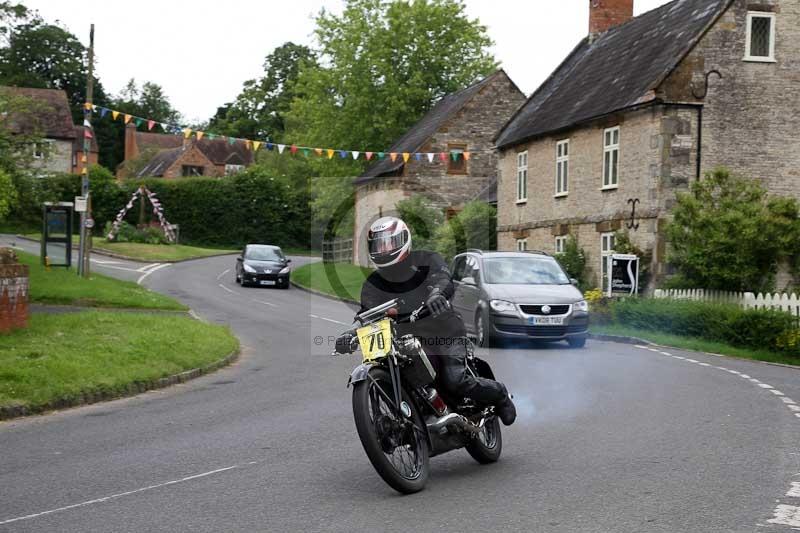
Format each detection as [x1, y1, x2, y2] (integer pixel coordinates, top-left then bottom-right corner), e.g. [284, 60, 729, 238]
[450, 250, 589, 347]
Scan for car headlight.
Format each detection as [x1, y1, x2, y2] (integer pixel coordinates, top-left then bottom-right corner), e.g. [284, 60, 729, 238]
[489, 300, 517, 315]
[279, 266, 290, 274]
[574, 300, 589, 312]
[243, 264, 256, 273]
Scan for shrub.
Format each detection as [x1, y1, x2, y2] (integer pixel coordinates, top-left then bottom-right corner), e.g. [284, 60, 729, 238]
[555, 235, 589, 291]
[395, 195, 444, 253]
[104, 221, 170, 245]
[609, 297, 798, 354]
[434, 200, 496, 261]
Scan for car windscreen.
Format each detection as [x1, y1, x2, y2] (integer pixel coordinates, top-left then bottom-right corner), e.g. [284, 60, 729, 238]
[483, 257, 570, 285]
[245, 247, 284, 261]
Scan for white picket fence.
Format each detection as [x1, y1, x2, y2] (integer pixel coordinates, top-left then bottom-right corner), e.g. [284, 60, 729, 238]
[653, 288, 800, 319]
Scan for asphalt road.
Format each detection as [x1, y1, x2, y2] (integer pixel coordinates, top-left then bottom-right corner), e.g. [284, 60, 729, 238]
[2, 244, 800, 532]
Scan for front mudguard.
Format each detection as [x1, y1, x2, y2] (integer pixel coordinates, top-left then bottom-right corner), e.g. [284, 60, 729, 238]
[347, 362, 377, 388]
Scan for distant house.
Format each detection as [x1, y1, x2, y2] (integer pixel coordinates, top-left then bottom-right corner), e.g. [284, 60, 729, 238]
[0, 86, 90, 174]
[118, 123, 254, 179]
[494, 0, 800, 290]
[352, 70, 526, 266]
[72, 125, 99, 175]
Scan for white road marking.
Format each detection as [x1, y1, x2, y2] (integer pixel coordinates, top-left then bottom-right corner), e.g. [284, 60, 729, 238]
[659, 351, 672, 356]
[136, 263, 161, 272]
[252, 299, 277, 308]
[136, 263, 169, 285]
[218, 283, 236, 294]
[782, 398, 797, 405]
[697, 362, 711, 367]
[309, 314, 348, 326]
[685, 358, 699, 363]
[770, 389, 785, 396]
[787, 483, 800, 498]
[672, 356, 686, 360]
[216, 269, 230, 281]
[0, 464, 251, 526]
[789, 405, 800, 412]
[740, 374, 752, 379]
[91, 259, 122, 265]
[768, 504, 800, 527]
[758, 383, 774, 389]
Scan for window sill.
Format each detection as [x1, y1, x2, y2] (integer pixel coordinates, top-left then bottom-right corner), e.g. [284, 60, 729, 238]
[515, 199, 528, 205]
[600, 185, 619, 192]
[553, 192, 568, 199]
[743, 56, 776, 63]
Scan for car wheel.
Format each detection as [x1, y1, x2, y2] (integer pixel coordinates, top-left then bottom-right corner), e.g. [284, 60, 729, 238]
[567, 336, 587, 349]
[476, 310, 490, 347]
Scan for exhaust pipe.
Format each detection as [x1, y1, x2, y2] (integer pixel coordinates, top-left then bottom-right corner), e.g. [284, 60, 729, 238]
[426, 413, 482, 435]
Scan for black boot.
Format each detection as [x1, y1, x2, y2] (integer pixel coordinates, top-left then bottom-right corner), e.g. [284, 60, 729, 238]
[496, 392, 516, 426]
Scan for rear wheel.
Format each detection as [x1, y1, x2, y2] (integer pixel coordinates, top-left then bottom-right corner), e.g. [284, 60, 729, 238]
[352, 367, 429, 494]
[465, 416, 502, 464]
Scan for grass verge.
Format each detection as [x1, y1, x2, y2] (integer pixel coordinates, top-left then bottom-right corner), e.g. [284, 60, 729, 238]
[591, 323, 800, 366]
[292, 261, 373, 302]
[0, 311, 238, 412]
[18, 250, 186, 310]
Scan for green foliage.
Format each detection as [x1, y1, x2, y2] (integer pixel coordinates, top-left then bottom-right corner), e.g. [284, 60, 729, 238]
[287, 0, 496, 178]
[554, 235, 589, 291]
[396, 195, 445, 252]
[667, 168, 800, 292]
[435, 200, 495, 261]
[208, 42, 316, 141]
[104, 221, 170, 245]
[0, 167, 16, 220]
[310, 175, 354, 244]
[610, 297, 798, 355]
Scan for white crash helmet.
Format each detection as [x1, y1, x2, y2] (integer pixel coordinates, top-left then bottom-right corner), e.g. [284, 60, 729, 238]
[367, 216, 412, 268]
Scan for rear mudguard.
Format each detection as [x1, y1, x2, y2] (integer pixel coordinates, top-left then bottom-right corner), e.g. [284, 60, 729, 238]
[472, 357, 496, 381]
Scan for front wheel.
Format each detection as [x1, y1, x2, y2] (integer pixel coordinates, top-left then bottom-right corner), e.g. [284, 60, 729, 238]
[352, 367, 429, 494]
[465, 416, 502, 464]
[567, 335, 587, 348]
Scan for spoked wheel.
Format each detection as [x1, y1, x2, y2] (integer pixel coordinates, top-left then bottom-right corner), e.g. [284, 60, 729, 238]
[465, 415, 502, 464]
[352, 367, 429, 494]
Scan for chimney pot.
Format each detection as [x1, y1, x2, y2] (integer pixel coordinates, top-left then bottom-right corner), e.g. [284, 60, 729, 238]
[589, 0, 634, 35]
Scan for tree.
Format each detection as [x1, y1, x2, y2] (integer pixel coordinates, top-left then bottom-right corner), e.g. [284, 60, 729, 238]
[666, 168, 800, 292]
[396, 195, 445, 252]
[554, 235, 590, 291]
[435, 201, 495, 261]
[287, 0, 496, 178]
[209, 42, 315, 141]
[0, 167, 16, 221]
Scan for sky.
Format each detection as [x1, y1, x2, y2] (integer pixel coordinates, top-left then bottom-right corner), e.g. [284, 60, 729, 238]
[21, 0, 673, 123]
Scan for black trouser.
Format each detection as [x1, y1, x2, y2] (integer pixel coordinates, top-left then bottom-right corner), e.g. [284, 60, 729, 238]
[425, 337, 507, 406]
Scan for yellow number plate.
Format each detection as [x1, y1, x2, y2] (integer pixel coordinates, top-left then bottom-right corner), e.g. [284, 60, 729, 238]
[357, 319, 392, 361]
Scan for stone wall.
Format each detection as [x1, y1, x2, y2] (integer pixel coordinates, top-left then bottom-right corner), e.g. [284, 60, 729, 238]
[0, 248, 29, 333]
[659, 0, 800, 199]
[353, 179, 411, 266]
[31, 139, 72, 174]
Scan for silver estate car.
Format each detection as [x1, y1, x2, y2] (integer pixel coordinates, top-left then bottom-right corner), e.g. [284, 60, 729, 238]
[450, 250, 589, 348]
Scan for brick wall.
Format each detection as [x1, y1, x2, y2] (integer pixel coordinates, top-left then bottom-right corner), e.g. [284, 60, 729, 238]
[0, 248, 29, 333]
[163, 146, 220, 179]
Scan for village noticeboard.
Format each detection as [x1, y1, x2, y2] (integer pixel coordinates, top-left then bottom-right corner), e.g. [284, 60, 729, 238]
[606, 254, 639, 297]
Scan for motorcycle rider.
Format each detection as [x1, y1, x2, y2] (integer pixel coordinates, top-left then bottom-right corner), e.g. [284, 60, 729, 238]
[338, 216, 516, 426]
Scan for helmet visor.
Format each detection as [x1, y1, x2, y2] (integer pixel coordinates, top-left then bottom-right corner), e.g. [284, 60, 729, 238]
[368, 229, 409, 262]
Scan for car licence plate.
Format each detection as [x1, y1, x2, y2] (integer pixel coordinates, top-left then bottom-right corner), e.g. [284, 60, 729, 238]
[529, 316, 564, 326]
[260, 280, 276, 286]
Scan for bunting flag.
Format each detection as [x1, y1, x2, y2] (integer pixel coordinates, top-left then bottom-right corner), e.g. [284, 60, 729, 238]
[84, 129, 93, 139]
[87, 103, 492, 165]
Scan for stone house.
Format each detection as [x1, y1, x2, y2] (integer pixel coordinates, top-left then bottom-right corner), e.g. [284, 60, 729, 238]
[494, 0, 800, 290]
[0, 87, 93, 174]
[352, 70, 526, 266]
[118, 123, 254, 179]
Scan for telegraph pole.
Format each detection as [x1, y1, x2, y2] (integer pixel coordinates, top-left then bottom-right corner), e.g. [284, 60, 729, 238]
[78, 24, 94, 277]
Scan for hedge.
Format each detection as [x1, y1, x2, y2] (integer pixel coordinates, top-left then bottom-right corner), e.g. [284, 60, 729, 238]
[7, 167, 312, 249]
[610, 298, 799, 355]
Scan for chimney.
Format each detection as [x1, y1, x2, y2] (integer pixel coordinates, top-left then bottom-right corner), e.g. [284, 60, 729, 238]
[589, 0, 633, 35]
[124, 122, 138, 161]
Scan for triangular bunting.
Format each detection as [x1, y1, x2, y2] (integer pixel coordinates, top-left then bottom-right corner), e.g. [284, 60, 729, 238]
[315, 148, 323, 156]
[463, 152, 471, 161]
[100, 108, 109, 118]
[439, 152, 448, 162]
[245, 139, 252, 150]
[339, 150, 347, 159]
[183, 128, 193, 139]
[327, 149, 335, 159]
[266, 142, 274, 150]
[253, 141, 261, 151]
[162, 123, 171, 132]
[83, 119, 91, 127]
[302, 148, 310, 157]
[402, 153, 410, 162]
[81, 154, 87, 163]
[84, 102, 93, 110]
[228, 137, 236, 145]
[390, 153, 398, 162]
[450, 151, 460, 161]
[124, 114, 133, 124]
[426, 153, 435, 163]
[196, 131, 205, 140]
[378, 152, 386, 160]
[208, 133, 217, 140]
[414, 153, 422, 161]
[84, 129, 93, 139]
[351, 151, 360, 160]
[277, 144, 286, 154]
[134, 117, 143, 128]
[366, 152, 373, 161]
[112, 111, 120, 120]
[290, 144, 298, 154]
[147, 120, 155, 131]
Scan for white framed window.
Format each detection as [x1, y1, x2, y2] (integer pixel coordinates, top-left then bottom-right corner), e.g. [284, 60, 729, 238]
[516, 239, 528, 251]
[555, 139, 569, 196]
[555, 236, 568, 254]
[602, 127, 620, 189]
[225, 164, 244, 175]
[601, 232, 616, 291]
[516, 151, 528, 203]
[32, 140, 52, 159]
[744, 12, 776, 62]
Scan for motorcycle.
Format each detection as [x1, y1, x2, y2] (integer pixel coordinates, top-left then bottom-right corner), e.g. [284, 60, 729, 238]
[334, 298, 502, 494]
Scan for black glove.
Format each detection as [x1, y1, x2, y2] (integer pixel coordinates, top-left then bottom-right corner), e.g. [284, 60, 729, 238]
[335, 331, 356, 354]
[425, 288, 450, 318]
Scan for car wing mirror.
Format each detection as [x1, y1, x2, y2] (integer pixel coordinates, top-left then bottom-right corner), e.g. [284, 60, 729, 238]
[462, 276, 476, 286]
[286, 258, 292, 263]
[570, 278, 578, 286]
[237, 257, 243, 262]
